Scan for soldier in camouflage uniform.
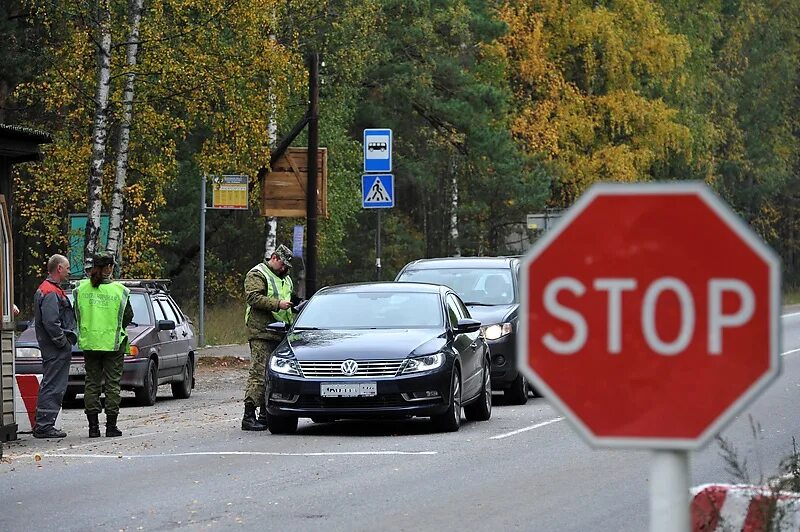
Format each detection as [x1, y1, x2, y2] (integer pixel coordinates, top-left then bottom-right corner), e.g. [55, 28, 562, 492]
[242, 244, 301, 431]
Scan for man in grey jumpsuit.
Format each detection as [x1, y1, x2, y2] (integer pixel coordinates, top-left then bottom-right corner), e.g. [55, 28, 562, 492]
[32, 254, 77, 438]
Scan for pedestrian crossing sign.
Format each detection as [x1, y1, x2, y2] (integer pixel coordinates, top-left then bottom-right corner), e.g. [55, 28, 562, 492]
[362, 174, 394, 209]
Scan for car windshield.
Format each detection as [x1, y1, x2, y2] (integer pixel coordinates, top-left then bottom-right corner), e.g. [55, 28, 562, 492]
[397, 268, 516, 305]
[68, 292, 152, 326]
[294, 291, 443, 329]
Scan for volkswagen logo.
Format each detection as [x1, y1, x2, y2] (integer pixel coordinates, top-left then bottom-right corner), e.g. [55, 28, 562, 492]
[340, 359, 359, 376]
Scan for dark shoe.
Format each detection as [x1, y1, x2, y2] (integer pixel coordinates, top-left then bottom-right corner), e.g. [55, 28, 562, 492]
[242, 404, 267, 431]
[258, 400, 268, 426]
[105, 414, 122, 437]
[87, 413, 101, 438]
[33, 427, 67, 439]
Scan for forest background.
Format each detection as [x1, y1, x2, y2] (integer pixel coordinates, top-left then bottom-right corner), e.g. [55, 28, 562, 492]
[2, 0, 799, 336]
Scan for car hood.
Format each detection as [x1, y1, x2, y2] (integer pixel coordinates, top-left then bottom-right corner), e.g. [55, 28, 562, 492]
[466, 304, 518, 326]
[15, 323, 150, 351]
[284, 328, 447, 361]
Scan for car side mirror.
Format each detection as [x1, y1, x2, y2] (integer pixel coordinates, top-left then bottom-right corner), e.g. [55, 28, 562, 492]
[267, 321, 289, 334]
[456, 318, 481, 334]
[15, 320, 30, 332]
[157, 319, 176, 331]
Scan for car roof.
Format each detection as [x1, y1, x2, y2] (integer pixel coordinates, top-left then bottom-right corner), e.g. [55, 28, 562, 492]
[400, 256, 519, 270]
[319, 282, 448, 295]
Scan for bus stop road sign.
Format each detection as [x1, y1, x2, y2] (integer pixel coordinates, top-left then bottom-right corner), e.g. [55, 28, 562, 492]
[364, 129, 392, 173]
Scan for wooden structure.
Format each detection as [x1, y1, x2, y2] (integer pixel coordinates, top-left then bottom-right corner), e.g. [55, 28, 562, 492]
[0, 124, 52, 443]
[261, 147, 328, 218]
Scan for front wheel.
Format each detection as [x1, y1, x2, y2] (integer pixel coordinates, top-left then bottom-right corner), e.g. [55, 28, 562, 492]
[465, 359, 492, 422]
[135, 359, 158, 406]
[171, 359, 193, 399]
[267, 414, 298, 434]
[505, 372, 529, 405]
[431, 367, 461, 432]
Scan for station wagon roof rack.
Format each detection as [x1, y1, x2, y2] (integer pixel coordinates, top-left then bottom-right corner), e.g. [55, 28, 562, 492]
[118, 279, 172, 292]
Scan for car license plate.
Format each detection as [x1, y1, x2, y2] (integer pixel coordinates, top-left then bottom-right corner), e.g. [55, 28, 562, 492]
[320, 382, 377, 398]
[69, 363, 85, 376]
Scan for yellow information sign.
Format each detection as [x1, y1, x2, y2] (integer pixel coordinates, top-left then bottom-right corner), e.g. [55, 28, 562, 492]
[211, 175, 249, 210]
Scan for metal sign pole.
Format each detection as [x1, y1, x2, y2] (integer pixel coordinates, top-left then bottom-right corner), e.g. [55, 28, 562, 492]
[650, 450, 690, 532]
[376, 210, 382, 280]
[199, 175, 206, 347]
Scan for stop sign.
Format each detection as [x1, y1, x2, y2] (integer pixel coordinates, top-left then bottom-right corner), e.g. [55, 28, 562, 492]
[518, 183, 781, 449]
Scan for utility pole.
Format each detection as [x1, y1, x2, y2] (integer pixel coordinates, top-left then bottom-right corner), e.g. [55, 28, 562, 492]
[306, 52, 320, 297]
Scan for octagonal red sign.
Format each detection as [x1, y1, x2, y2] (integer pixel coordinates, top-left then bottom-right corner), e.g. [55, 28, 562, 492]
[518, 183, 781, 449]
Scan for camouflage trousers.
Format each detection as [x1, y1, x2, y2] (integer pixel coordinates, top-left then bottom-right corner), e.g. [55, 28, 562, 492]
[83, 349, 124, 415]
[244, 338, 279, 407]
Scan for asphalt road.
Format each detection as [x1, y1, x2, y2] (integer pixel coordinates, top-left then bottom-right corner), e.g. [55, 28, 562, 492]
[2, 311, 800, 531]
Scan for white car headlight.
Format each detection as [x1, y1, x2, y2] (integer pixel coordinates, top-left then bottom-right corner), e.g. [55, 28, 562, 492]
[269, 356, 302, 376]
[16, 347, 41, 358]
[402, 353, 444, 374]
[482, 323, 513, 340]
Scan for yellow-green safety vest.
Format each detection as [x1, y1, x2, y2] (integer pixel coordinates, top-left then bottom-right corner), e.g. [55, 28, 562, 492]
[74, 279, 130, 352]
[245, 263, 294, 325]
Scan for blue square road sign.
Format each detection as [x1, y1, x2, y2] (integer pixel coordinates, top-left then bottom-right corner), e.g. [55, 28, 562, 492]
[362, 174, 394, 209]
[363, 129, 392, 173]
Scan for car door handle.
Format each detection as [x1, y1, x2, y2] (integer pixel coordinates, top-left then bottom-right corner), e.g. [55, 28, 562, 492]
[470, 342, 478, 350]
[170, 332, 177, 340]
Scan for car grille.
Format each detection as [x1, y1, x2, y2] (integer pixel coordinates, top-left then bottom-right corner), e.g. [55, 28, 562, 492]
[298, 360, 404, 378]
[295, 395, 410, 409]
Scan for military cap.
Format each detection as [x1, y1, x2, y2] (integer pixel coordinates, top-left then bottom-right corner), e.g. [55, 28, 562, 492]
[92, 251, 115, 268]
[272, 244, 293, 268]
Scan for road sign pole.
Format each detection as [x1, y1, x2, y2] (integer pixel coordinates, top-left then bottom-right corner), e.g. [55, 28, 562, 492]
[650, 450, 690, 532]
[376, 210, 382, 280]
[199, 175, 206, 348]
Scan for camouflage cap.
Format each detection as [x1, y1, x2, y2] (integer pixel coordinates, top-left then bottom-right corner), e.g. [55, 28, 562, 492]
[92, 251, 115, 268]
[271, 244, 293, 268]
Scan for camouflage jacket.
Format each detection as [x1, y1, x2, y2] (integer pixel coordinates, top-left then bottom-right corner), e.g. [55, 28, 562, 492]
[244, 262, 296, 340]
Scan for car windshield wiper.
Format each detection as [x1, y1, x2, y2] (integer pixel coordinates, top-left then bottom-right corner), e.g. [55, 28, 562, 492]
[293, 326, 324, 330]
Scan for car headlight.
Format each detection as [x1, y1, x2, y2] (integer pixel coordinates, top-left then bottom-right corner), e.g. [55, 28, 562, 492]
[16, 347, 41, 358]
[269, 355, 302, 376]
[402, 353, 444, 374]
[482, 323, 513, 340]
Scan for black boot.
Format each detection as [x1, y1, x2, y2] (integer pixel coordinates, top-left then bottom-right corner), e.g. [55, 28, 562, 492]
[105, 414, 123, 437]
[87, 413, 101, 438]
[242, 403, 267, 431]
[258, 399, 268, 427]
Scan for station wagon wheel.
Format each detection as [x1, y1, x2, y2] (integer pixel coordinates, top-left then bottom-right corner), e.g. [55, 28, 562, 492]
[135, 359, 158, 406]
[431, 367, 461, 432]
[505, 372, 529, 405]
[171, 358, 193, 399]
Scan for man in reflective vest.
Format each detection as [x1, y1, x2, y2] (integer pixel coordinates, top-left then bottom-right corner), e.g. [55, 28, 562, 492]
[242, 244, 301, 431]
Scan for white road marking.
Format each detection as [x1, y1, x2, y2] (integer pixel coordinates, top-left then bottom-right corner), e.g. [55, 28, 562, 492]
[18, 450, 438, 461]
[782, 312, 800, 318]
[781, 347, 800, 357]
[490, 417, 564, 440]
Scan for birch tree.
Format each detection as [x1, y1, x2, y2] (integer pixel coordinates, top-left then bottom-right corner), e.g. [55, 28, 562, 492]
[84, 0, 113, 268]
[107, 0, 145, 268]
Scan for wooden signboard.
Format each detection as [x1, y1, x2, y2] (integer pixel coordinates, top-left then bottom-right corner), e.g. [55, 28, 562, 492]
[261, 147, 328, 218]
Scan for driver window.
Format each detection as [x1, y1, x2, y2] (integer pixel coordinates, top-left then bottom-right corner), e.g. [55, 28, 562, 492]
[446, 295, 462, 327]
[152, 299, 166, 321]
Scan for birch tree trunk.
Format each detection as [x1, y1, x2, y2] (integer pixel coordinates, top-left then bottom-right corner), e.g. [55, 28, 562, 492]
[264, 19, 278, 259]
[449, 154, 461, 257]
[107, 0, 144, 271]
[84, 0, 113, 269]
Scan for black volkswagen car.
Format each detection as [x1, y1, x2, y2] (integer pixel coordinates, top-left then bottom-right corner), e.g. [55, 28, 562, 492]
[264, 282, 492, 434]
[395, 256, 530, 404]
[15, 280, 197, 406]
